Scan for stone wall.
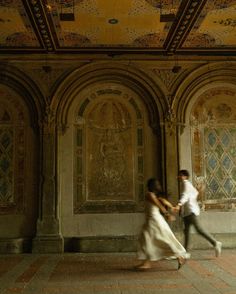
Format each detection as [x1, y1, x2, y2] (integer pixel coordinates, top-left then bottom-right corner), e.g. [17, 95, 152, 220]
[0, 56, 235, 252]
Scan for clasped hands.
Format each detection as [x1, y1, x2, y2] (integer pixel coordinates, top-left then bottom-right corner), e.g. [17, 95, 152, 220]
[171, 204, 181, 213]
[166, 205, 181, 222]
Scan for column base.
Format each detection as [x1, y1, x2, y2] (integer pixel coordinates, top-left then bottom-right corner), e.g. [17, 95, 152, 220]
[0, 238, 31, 253]
[64, 235, 138, 252]
[32, 235, 64, 253]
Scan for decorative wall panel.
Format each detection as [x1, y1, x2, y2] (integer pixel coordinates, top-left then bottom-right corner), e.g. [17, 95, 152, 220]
[191, 87, 236, 209]
[0, 88, 26, 214]
[74, 86, 146, 213]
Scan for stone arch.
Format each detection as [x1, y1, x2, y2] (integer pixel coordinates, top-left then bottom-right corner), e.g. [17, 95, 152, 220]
[173, 62, 236, 124]
[55, 62, 166, 241]
[0, 64, 45, 130]
[52, 62, 166, 129]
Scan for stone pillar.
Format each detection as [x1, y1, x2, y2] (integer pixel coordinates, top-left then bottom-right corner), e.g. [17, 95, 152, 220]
[32, 107, 63, 253]
[164, 110, 179, 205]
[164, 109, 184, 234]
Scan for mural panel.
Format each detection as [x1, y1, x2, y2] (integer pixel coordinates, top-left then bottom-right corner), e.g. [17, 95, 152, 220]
[46, 0, 179, 48]
[87, 100, 133, 201]
[74, 87, 146, 213]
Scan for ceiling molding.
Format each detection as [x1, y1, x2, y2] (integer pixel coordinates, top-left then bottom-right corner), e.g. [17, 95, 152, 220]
[0, 1, 236, 56]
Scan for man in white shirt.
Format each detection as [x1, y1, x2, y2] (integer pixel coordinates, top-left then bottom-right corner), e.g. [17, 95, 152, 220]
[175, 169, 222, 258]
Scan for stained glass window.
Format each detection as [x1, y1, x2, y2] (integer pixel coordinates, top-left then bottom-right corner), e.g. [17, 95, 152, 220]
[204, 127, 236, 200]
[190, 88, 236, 209]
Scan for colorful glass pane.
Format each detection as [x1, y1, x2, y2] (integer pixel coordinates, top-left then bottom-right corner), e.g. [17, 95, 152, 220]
[223, 178, 234, 194]
[209, 178, 219, 194]
[207, 132, 217, 147]
[222, 155, 232, 170]
[208, 154, 217, 170]
[221, 132, 230, 147]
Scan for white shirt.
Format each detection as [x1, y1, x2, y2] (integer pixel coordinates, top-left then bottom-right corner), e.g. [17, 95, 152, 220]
[178, 179, 200, 217]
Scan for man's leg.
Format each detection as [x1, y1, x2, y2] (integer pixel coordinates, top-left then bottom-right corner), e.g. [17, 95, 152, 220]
[183, 215, 191, 251]
[190, 214, 216, 246]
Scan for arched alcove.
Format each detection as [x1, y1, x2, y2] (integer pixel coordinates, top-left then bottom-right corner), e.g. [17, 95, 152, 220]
[0, 65, 43, 253]
[175, 64, 236, 190]
[176, 65, 236, 210]
[177, 72, 236, 246]
[55, 63, 165, 251]
[0, 84, 39, 252]
[189, 84, 236, 210]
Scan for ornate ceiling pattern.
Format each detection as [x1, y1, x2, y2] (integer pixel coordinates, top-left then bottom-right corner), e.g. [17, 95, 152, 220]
[0, 0, 235, 55]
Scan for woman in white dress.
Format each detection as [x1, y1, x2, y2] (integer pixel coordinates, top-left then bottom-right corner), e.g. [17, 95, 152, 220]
[137, 178, 186, 270]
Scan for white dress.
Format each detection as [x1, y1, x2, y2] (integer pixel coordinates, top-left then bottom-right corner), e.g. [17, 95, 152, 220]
[138, 201, 186, 261]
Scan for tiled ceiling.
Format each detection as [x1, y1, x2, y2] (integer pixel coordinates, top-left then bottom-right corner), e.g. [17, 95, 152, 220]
[0, 0, 236, 55]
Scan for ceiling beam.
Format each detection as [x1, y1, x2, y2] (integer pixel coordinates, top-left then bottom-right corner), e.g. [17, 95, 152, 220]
[164, 0, 208, 54]
[24, 0, 55, 52]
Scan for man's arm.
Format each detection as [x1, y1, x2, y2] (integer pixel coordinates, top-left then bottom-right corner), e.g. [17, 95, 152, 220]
[174, 181, 189, 211]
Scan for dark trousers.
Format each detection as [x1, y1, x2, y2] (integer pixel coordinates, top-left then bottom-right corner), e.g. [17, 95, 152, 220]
[183, 213, 217, 251]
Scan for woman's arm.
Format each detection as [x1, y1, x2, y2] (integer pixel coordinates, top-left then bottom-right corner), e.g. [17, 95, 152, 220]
[146, 192, 169, 215]
[158, 197, 174, 210]
[146, 192, 176, 221]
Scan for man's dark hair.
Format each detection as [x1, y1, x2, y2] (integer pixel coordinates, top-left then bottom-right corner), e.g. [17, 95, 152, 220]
[178, 169, 190, 177]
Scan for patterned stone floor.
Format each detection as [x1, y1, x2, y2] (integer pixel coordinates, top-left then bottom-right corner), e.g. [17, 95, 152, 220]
[1, 250, 236, 293]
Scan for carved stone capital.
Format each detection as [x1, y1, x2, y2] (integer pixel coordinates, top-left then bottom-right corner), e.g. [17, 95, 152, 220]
[42, 106, 56, 135]
[164, 108, 177, 136]
[57, 123, 69, 135]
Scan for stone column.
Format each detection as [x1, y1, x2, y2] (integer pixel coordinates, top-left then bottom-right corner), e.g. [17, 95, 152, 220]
[164, 110, 179, 204]
[164, 108, 184, 234]
[32, 107, 63, 253]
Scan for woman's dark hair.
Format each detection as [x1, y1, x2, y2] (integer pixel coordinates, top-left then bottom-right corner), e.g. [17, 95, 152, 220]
[178, 169, 190, 177]
[147, 178, 163, 194]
